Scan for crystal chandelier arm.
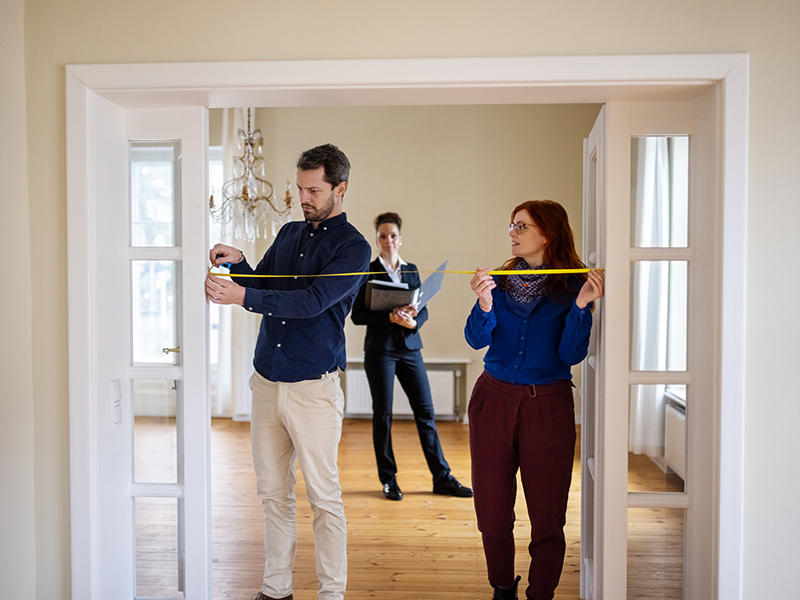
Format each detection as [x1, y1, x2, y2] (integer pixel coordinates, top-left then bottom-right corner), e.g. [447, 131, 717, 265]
[211, 107, 293, 241]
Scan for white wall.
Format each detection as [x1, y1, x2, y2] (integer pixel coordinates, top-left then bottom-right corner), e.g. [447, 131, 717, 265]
[9, 0, 800, 597]
[0, 0, 36, 596]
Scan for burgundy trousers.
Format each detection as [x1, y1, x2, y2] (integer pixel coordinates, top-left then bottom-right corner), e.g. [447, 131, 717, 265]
[468, 372, 576, 600]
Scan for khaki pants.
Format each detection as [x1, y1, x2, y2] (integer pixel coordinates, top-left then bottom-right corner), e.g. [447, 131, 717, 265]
[250, 369, 347, 600]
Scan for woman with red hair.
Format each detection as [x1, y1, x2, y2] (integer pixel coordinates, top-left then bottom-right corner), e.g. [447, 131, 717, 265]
[465, 200, 604, 600]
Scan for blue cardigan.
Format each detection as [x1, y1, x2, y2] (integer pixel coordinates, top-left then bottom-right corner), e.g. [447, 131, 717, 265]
[464, 280, 593, 385]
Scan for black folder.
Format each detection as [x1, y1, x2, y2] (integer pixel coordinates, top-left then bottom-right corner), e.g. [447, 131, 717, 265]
[364, 260, 447, 311]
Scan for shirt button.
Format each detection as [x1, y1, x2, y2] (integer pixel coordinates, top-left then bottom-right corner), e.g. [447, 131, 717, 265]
[277, 343, 281, 348]
[300, 253, 304, 257]
[519, 351, 523, 355]
[521, 336, 525, 340]
[310, 233, 314, 237]
[513, 365, 518, 369]
[268, 312, 272, 316]
[323, 227, 327, 231]
[281, 321, 286, 325]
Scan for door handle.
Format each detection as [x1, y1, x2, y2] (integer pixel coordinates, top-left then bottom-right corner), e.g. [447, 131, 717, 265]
[162, 346, 181, 355]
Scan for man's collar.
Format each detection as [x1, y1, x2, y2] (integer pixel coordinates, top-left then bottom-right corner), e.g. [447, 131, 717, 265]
[305, 212, 348, 231]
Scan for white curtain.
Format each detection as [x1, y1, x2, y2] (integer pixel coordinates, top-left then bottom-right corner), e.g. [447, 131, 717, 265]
[628, 137, 688, 457]
[209, 108, 259, 419]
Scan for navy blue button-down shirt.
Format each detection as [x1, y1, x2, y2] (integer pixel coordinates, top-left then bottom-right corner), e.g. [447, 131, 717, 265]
[464, 279, 593, 385]
[230, 213, 371, 383]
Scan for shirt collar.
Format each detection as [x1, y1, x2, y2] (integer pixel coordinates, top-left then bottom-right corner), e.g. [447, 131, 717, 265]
[378, 254, 407, 272]
[305, 212, 348, 232]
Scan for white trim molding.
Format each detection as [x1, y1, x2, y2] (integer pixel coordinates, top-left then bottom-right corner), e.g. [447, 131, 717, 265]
[66, 54, 748, 600]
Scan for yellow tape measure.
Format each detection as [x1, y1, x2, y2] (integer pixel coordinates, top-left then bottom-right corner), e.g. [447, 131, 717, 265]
[208, 267, 601, 278]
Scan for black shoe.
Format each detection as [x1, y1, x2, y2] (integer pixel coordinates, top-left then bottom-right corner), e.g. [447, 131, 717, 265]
[432, 475, 473, 497]
[491, 575, 521, 599]
[252, 592, 293, 600]
[383, 479, 403, 501]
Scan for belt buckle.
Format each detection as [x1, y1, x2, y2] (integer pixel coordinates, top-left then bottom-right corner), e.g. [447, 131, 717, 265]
[528, 384, 537, 397]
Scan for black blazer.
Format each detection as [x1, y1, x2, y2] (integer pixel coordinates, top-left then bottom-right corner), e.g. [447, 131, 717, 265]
[351, 258, 429, 352]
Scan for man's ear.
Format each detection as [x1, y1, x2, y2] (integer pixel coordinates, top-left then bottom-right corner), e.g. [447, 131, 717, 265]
[335, 181, 348, 198]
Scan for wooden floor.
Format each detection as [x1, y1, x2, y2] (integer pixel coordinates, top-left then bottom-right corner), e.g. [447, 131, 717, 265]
[135, 417, 684, 599]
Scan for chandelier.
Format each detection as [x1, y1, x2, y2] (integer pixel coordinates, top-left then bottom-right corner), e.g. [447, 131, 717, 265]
[210, 108, 293, 241]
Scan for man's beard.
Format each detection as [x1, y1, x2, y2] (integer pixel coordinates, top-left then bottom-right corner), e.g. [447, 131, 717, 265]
[302, 191, 336, 223]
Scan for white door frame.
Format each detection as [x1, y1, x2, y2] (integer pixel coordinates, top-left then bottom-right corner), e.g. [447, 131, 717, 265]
[66, 53, 748, 600]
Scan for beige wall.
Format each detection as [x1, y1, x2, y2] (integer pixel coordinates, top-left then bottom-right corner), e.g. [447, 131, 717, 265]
[9, 0, 800, 597]
[0, 0, 36, 597]
[243, 105, 599, 394]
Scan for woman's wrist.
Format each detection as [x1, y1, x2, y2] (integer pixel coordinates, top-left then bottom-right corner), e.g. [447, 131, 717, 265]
[479, 300, 492, 312]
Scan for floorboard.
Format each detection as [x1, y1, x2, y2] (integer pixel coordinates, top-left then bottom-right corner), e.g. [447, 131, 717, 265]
[134, 416, 684, 599]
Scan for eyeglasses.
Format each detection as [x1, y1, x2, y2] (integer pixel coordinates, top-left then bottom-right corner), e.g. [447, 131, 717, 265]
[508, 222, 531, 235]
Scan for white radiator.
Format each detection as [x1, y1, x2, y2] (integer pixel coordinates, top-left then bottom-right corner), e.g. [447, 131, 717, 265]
[345, 369, 455, 417]
[664, 403, 687, 480]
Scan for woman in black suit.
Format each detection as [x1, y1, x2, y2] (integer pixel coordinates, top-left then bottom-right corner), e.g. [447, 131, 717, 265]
[351, 212, 472, 501]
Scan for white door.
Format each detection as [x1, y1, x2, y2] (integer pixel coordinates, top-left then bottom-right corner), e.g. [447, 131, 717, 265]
[580, 105, 605, 600]
[68, 97, 211, 599]
[581, 103, 629, 600]
[581, 96, 720, 599]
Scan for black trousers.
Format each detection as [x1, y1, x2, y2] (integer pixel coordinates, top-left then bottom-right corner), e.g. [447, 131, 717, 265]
[363, 348, 450, 485]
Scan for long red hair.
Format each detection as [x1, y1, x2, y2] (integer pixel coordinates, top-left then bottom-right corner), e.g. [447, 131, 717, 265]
[498, 200, 587, 301]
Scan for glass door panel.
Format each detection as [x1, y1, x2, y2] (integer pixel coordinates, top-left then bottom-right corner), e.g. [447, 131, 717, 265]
[628, 384, 686, 494]
[627, 131, 695, 598]
[135, 497, 184, 598]
[627, 507, 684, 599]
[128, 127, 194, 598]
[630, 261, 687, 372]
[630, 136, 689, 248]
[132, 379, 182, 484]
[130, 143, 181, 247]
[132, 260, 181, 366]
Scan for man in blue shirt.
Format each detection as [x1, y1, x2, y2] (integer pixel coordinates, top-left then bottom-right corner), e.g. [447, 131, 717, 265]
[206, 144, 371, 600]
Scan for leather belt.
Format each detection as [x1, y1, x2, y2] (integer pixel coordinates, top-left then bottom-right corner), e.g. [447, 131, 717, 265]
[307, 366, 338, 380]
[482, 371, 573, 397]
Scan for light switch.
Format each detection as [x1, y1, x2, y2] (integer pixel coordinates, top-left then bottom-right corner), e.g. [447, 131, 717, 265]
[110, 379, 122, 428]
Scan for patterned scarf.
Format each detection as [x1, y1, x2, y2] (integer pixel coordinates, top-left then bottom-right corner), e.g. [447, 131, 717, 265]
[506, 260, 549, 304]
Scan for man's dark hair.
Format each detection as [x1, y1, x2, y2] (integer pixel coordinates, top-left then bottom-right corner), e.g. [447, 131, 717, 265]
[296, 144, 350, 188]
